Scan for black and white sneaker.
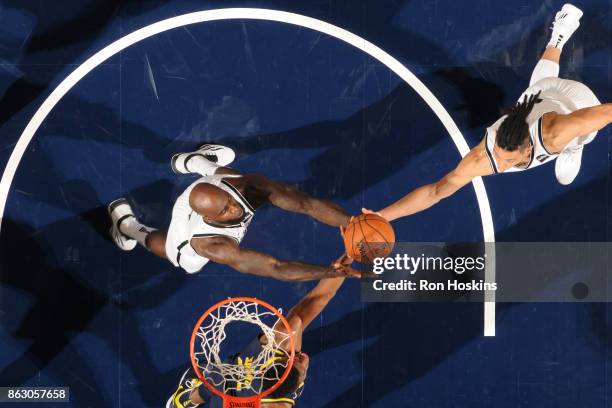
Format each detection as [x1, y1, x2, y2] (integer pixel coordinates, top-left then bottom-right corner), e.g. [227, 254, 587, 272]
[549, 4, 583, 49]
[166, 368, 204, 408]
[108, 198, 137, 251]
[171, 144, 236, 175]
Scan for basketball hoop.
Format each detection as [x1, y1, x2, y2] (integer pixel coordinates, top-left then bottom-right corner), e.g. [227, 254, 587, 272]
[190, 297, 295, 408]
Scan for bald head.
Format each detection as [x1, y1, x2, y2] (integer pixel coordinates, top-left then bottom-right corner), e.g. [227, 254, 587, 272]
[189, 182, 244, 222]
[189, 183, 228, 217]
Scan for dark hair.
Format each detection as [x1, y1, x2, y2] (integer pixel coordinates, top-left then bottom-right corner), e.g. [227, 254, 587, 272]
[495, 92, 542, 151]
[262, 364, 302, 399]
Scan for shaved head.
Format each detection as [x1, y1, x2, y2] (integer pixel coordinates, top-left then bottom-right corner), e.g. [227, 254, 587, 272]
[189, 183, 228, 216]
[189, 183, 244, 223]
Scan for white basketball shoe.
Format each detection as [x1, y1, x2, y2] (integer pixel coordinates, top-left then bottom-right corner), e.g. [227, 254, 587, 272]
[108, 198, 137, 251]
[171, 144, 236, 175]
[548, 4, 583, 50]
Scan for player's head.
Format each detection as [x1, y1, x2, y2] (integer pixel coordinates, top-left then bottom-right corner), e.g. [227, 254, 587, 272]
[189, 183, 245, 223]
[494, 92, 542, 164]
[262, 352, 309, 403]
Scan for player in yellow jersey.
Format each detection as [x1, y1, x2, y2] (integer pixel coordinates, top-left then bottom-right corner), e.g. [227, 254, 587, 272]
[167, 255, 352, 407]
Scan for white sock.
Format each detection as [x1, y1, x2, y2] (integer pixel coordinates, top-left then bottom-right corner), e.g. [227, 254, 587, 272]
[185, 154, 220, 176]
[547, 31, 570, 51]
[529, 58, 560, 86]
[119, 217, 156, 249]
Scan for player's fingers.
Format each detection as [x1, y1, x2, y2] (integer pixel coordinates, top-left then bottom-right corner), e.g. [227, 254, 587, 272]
[361, 208, 380, 215]
[344, 266, 364, 278]
[333, 253, 349, 268]
[339, 253, 353, 265]
[332, 255, 346, 269]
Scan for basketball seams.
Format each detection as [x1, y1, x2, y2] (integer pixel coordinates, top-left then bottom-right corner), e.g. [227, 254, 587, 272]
[350, 219, 357, 261]
[357, 218, 375, 263]
[344, 214, 395, 262]
[362, 217, 391, 244]
[363, 217, 394, 259]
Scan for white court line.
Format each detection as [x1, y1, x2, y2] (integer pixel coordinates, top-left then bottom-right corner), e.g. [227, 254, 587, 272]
[0, 8, 496, 336]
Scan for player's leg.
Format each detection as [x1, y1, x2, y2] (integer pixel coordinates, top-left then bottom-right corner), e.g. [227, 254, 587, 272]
[108, 198, 165, 257]
[145, 231, 167, 258]
[530, 4, 583, 86]
[171, 144, 236, 176]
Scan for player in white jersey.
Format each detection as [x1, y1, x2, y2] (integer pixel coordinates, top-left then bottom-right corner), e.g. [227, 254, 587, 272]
[365, 4, 612, 222]
[107, 144, 359, 281]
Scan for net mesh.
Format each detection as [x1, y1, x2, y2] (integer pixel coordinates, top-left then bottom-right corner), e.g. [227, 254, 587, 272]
[193, 300, 292, 395]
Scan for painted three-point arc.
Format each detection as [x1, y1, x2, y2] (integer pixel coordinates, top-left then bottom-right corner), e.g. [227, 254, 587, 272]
[0, 8, 496, 335]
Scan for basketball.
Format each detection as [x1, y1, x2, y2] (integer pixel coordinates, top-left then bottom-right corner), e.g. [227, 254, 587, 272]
[343, 214, 395, 263]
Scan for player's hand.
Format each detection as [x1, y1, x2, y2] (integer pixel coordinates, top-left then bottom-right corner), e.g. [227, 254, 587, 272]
[332, 262, 361, 278]
[339, 217, 353, 241]
[331, 235, 357, 277]
[331, 253, 376, 278]
[334, 263, 376, 279]
[335, 221, 357, 276]
[333, 253, 354, 269]
[338, 217, 352, 258]
[362, 207, 392, 223]
[362, 208, 382, 216]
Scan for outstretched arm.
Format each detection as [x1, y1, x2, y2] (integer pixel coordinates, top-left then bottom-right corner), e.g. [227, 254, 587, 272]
[273, 254, 351, 350]
[243, 174, 350, 227]
[547, 103, 612, 151]
[193, 236, 358, 281]
[376, 147, 490, 221]
[285, 274, 345, 330]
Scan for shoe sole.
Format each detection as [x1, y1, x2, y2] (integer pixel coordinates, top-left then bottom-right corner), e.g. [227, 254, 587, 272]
[199, 144, 235, 166]
[170, 153, 182, 174]
[556, 5, 583, 26]
[561, 4, 583, 19]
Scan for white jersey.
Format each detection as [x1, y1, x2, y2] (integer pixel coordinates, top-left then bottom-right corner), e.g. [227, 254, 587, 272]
[165, 174, 255, 273]
[483, 78, 599, 174]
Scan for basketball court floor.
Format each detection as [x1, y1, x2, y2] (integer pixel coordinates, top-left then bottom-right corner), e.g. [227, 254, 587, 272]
[0, 1, 610, 406]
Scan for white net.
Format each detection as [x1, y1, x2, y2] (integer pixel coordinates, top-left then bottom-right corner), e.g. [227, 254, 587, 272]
[192, 299, 293, 395]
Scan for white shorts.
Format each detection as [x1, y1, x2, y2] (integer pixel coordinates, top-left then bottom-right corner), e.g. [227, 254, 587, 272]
[522, 77, 601, 147]
[165, 234, 210, 274]
[165, 211, 211, 274]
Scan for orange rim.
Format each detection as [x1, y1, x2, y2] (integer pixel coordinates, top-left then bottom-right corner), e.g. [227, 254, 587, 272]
[189, 296, 295, 403]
